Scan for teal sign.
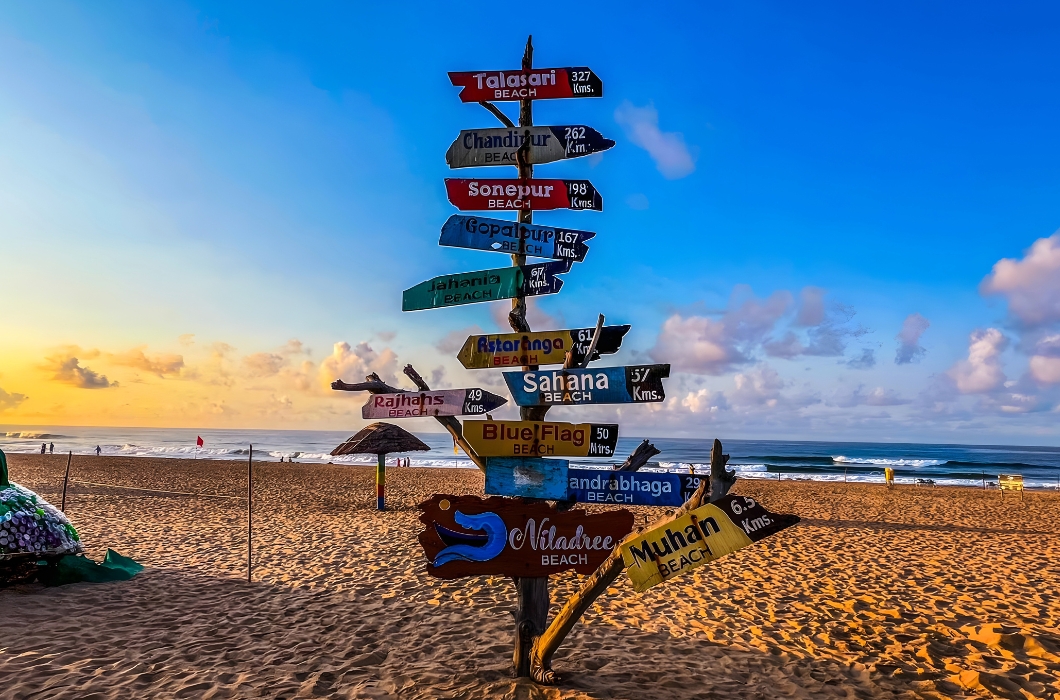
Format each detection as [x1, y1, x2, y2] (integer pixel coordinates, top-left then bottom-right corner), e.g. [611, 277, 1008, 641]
[402, 261, 569, 312]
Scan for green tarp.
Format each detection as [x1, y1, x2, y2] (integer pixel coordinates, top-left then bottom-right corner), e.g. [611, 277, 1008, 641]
[50, 549, 144, 585]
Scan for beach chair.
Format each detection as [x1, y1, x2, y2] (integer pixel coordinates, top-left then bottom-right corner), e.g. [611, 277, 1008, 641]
[915, 478, 935, 487]
[998, 474, 1024, 501]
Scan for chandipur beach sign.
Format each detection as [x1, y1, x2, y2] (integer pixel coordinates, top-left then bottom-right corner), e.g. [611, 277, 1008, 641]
[446, 126, 614, 168]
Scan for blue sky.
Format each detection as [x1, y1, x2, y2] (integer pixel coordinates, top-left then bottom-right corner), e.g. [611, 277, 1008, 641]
[1, 2, 1059, 443]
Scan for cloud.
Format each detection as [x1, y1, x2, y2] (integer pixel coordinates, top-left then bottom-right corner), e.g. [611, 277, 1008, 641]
[948, 328, 1008, 394]
[981, 232, 1060, 328]
[42, 349, 116, 388]
[614, 101, 696, 179]
[834, 385, 909, 407]
[107, 347, 185, 377]
[0, 387, 28, 412]
[436, 326, 485, 355]
[625, 193, 649, 210]
[1029, 334, 1060, 384]
[730, 365, 786, 407]
[318, 341, 398, 388]
[895, 313, 930, 364]
[280, 339, 310, 356]
[794, 287, 826, 327]
[681, 388, 726, 414]
[178, 334, 195, 347]
[376, 331, 397, 342]
[846, 348, 876, 369]
[242, 352, 286, 378]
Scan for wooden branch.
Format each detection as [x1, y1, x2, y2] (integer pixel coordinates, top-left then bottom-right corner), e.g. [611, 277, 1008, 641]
[478, 101, 515, 128]
[331, 378, 394, 393]
[708, 438, 736, 500]
[614, 439, 661, 472]
[578, 314, 605, 369]
[530, 439, 737, 684]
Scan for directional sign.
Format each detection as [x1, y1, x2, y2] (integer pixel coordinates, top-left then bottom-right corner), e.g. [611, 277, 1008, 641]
[446, 126, 615, 168]
[485, 457, 569, 499]
[448, 68, 602, 102]
[620, 495, 800, 592]
[457, 326, 630, 369]
[402, 261, 570, 312]
[361, 389, 506, 419]
[503, 364, 670, 406]
[440, 215, 594, 262]
[465, 421, 619, 458]
[567, 469, 695, 507]
[419, 495, 632, 579]
[445, 179, 602, 212]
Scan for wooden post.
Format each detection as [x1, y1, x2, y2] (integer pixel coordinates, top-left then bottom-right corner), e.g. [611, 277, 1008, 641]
[377, 453, 386, 511]
[247, 444, 253, 583]
[60, 451, 72, 512]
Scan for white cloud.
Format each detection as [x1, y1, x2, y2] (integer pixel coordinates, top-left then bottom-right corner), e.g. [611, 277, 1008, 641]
[242, 352, 286, 378]
[895, 313, 930, 364]
[681, 388, 725, 414]
[614, 101, 696, 179]
[107, 347, 185, 377]
[846, 348, 876, 369]
[834, 385, 909, 408]
[948, 328, 1008, 394]
[794, 287, 826, 327]
[981, 232, 1060, 327]
[318, 341, 398, 388]
[42, 348, 116, 389]
[730, 365, 786, 407]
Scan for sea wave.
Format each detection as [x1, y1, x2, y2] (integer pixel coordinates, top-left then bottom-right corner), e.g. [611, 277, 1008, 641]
[833, 456, 945, 467]
[3, 432, 69, 439]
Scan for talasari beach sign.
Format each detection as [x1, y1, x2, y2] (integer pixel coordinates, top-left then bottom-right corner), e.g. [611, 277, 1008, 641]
[361, 389, 507, 419]
[464, 420, 619, 457]
[448, 68, 602, 102]
[419, 495, 633, 579]
[402, 261, 570, 311]
[439, 215, 595, 262]
[446, 126, 615, 168]
[445, 179, 602, 211]
[504, 364, 670, 406]
[456, 325, 630, 369]
[620, 495, 799, 592]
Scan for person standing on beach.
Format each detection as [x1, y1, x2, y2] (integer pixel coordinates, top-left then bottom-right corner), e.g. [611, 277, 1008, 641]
[49, 443, 54, 454]
[95, 445, 101, 456]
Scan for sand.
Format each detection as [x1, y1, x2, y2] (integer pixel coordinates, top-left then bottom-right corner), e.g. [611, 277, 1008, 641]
[2, 453, 1058, 700]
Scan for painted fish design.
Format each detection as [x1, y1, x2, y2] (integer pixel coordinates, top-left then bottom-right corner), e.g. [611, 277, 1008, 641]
[432, 510, 507, 567]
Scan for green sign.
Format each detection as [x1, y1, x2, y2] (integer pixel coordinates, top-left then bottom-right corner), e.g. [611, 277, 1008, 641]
[402, 261, 568, 312]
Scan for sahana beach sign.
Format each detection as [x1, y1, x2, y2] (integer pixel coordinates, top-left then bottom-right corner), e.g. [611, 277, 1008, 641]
[456, 326, 629, 369]
[504, 364, 670, 406]
[620, 495, 799, 592]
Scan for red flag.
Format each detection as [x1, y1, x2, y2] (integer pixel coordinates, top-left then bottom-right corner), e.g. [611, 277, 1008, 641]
[196, 436, 204, 447]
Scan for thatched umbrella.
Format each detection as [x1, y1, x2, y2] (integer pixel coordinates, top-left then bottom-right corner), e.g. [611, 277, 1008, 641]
[331, 423, 430, 511]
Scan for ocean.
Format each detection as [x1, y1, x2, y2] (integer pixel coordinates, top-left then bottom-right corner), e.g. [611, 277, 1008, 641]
[3, 425, 1059, 489]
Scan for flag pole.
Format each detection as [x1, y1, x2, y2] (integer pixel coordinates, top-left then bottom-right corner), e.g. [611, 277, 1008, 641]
[247, 444, 253, 583]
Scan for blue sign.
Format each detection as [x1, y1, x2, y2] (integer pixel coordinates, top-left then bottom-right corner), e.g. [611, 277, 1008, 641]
[567, 469, 694, 507]
[439, 215, 595, 262]
[502, 364, 670, 406]
[485, 457, 569, 499]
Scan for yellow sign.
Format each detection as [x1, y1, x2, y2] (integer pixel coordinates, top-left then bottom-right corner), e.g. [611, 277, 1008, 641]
[462, 420, 619, 457]
[619, 494, 797, 592]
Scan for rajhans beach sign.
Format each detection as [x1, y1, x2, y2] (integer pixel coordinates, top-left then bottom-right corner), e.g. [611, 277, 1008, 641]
[439, 215, 595, 262]
[445, 179, 602, 211]
[449, 68, 603, 102]
[361, 389, 507, 419]
[446, 126, 614, 168]
[456, 326, 630, 369]
[403, 261, 570, 311]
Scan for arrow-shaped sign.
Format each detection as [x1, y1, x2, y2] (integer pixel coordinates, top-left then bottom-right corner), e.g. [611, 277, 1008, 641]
[503, 364, 671, 407]
[439, 215, 594, 262]
[456, 325, 630, 369]
[448, 68, 602, 102]
[445, 179, 602, 212]
[402, 260, 570, 312]
[464, 420, 619, 458]
[361, 388, 507, 419]
[446, 126, 615, 168]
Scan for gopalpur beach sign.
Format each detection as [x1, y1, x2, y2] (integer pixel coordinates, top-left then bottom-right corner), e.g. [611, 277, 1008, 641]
[446, 126, 614, 168]
[464, 420, 619, 457]
[620, 494, 799, 592]
[439, 215, 595, 262]
[419, 494, 633, 578]
[402, 261, 570, 311]
[504, 364, 670, 406]
[448, 68, 603, 102]
[457, 326, 630, 369]
[361, 389, 507, 419]
[445, 179, 602, 211]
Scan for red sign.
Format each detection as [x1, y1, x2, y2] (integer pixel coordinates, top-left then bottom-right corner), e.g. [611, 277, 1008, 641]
[448, 68, 602, 102]
[418, 495, 634, 579]
[444, 179, 602, 212]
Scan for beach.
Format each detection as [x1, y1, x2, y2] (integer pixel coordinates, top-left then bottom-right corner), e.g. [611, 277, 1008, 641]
[2, 454, 1058, 699]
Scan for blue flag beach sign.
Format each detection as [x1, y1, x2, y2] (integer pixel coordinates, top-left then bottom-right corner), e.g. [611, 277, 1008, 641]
[446, 126, 615, 168]
[484, 457, 694, 507]
[439, 215, 595, 262]
[503, 364, 670, 406]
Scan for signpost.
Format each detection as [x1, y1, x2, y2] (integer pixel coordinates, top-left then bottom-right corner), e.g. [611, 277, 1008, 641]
[445, 179, 602, 212]
[449, 68, 603, 102]
[361, 389, 507, 419]
[503, 364, 671, 406]
[456, 325, 630, 369]
[418, 494, 632, 578]
[485, 457, 569, 500]
[620, 494, 799, 592]
[402, 261, 570, 312]
[566, 469, 696, 507]
[465, 420, 619, 457]
[439, 215, 595, 262]
[446, 126, 614, 168]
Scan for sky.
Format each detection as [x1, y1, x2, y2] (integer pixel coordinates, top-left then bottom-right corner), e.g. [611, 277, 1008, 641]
[1, 1, 1059, 444]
